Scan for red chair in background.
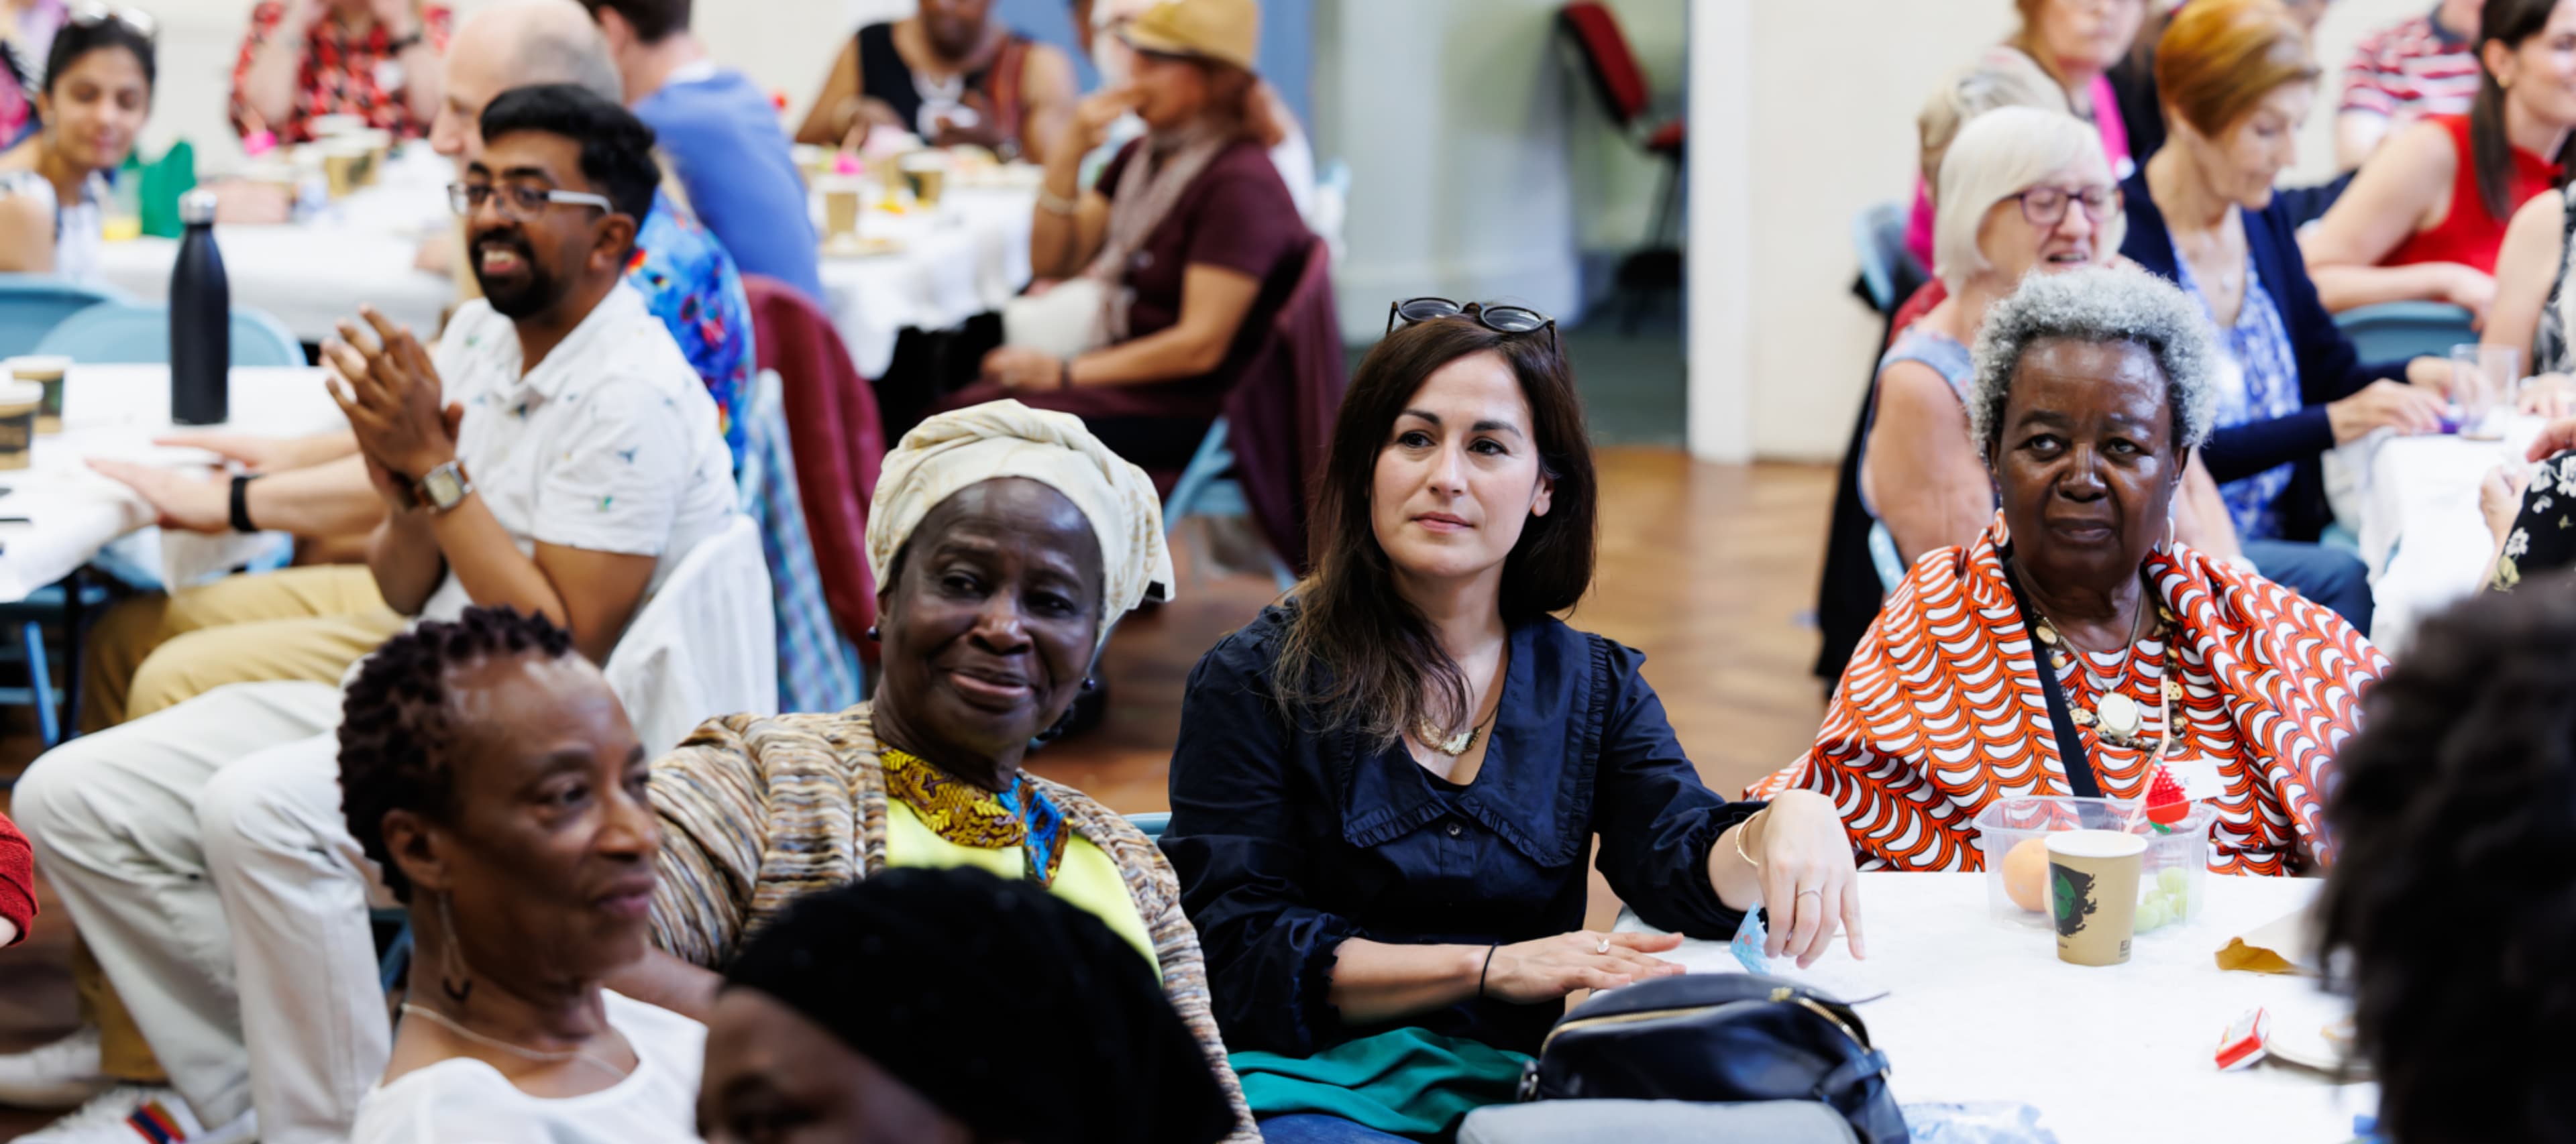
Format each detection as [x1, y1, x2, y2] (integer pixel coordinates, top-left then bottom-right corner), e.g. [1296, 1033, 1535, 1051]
[1558, 1, 1684, 327]
[743, 276, 885, 662]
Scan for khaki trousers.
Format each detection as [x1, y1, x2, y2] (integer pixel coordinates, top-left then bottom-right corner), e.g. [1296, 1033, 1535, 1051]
[67, 565, 405, 1084]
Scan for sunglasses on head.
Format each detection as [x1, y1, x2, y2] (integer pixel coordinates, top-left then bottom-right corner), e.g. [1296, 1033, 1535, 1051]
[1385, 298, 1560, 355]
[65, 1, 157, 41]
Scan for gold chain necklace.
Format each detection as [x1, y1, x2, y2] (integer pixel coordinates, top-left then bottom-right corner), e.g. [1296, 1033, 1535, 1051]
[2020, 570, 2180, 750]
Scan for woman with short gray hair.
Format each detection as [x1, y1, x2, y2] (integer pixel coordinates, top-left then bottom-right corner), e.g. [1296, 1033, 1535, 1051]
[1758, 265, 2387, 878]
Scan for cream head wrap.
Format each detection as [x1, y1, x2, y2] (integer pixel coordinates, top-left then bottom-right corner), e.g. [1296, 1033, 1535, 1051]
[867, 401, 1175, 650]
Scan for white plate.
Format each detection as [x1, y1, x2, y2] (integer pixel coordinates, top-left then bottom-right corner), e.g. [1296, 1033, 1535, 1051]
[2263, 989, 2366, 1077]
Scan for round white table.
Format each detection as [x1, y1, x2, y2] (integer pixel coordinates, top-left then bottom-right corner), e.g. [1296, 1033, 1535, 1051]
[1618, 873, 2373, 1144]
[90, 149, 458, 341]
[92, 153, 1038, 384]
[815, 182, 1036, 379]
[2336, 418, 2542, 655]
[0, 365, 345, 603]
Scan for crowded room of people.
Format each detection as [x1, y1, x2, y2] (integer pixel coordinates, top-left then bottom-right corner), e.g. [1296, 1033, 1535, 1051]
[0, 0, 2568, 1140]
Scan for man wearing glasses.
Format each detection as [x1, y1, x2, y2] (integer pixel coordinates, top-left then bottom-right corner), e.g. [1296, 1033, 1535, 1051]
[12, 83, 736, 1144]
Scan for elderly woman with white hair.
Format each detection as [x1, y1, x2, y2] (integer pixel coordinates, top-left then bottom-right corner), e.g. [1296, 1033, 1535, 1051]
[1866, 106, 2241, 573]
[1760, 266, 2388, 877]
[610, 399, 1260, 1141]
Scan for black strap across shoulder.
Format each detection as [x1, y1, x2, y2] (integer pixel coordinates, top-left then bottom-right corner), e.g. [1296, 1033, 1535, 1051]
[1999, 549, 2102, 800]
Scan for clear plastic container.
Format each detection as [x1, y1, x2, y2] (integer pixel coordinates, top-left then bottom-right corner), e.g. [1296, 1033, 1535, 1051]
[1972, 795, 2215, 934]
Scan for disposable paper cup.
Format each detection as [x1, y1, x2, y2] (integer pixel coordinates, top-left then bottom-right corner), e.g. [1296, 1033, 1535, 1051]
[5, 355, 69, 433]
[2047, 829, 2147, 967]
[0, 380, 43, 469]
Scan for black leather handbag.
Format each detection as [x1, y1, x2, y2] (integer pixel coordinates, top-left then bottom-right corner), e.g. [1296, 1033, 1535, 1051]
[1518, 972, 1909, 1143]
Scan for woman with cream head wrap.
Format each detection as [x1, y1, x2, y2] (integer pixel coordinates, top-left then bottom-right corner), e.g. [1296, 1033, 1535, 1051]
[617, 400, 1260, 1143]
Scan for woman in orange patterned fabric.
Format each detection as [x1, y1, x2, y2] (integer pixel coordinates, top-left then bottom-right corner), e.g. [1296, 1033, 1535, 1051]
[1757, 264, 2386, 876]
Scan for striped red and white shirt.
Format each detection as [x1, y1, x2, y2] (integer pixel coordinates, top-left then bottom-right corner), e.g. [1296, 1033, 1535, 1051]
[2339, 11, 2479, 121]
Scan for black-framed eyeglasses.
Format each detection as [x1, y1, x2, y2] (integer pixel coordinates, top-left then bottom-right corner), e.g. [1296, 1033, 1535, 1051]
[447, 182, 615, 222]
[65, 1, 157, 41]
[1386, 297, 1560, 355]
[2010, 184, 2123, 229]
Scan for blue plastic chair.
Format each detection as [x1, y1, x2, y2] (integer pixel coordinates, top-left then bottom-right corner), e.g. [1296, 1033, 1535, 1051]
[2333, 302, 2477, 363]
[34, 300, 305, 367]
[1851, 201, 1917, 316]
[0, 275, 130, 357]
[1127, 811, 1171, 840]
[1163, 419, 1296, 592]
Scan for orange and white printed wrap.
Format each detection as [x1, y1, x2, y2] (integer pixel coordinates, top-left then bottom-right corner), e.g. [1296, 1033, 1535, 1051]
[1755, 515, 2387, 876]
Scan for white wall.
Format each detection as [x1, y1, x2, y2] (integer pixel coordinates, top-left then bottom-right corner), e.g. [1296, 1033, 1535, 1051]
[1309, 0, 1582, 333]
[1688, 0, 2426, 463]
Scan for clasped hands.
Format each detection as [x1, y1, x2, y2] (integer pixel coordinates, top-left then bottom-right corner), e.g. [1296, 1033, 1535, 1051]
[324, 306, 462, 511]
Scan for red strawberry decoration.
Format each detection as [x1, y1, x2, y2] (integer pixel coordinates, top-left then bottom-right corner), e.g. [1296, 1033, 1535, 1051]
[2145, 767, 2191, 829]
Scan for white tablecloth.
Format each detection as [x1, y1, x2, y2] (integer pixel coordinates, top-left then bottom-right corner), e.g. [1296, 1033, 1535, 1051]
[91, 155, 1036, 382]
[1618, 873, 2373, 1144]
[90, 149, 458, 341]
[0, 365, 346, 603]
[816, 184, 1036, 379]
[2339, 418, 2542, 656]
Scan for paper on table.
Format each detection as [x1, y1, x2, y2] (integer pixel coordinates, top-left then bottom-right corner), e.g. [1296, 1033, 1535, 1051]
[2216, 909, 2319, 976]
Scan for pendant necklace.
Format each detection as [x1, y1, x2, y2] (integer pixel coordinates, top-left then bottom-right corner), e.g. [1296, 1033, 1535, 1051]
[2021, 570, 2179, 752]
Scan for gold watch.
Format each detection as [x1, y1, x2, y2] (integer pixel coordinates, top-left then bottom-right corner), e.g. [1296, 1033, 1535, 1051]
[414, 459, 474, 514]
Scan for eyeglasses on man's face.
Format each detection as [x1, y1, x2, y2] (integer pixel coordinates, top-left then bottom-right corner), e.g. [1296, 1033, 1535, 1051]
[447, 181, 614, 223]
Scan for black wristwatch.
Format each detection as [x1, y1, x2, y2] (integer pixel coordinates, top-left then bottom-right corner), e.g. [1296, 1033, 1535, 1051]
[229, 473, 262, 534]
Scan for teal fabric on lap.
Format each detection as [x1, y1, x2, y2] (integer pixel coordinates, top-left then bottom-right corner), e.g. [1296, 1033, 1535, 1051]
[1232, 1027, 1534, 1137]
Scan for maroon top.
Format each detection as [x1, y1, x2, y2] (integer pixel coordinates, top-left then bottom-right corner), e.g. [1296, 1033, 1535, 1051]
[0, 809, 32, 946]
[1095, 136, 1307, 345]
[939, 135, 1309, 477]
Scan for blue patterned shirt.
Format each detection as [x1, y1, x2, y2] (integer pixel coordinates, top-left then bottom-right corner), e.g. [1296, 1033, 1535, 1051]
[632, 190, 752, 467]
[2181, 247, 2304, 539]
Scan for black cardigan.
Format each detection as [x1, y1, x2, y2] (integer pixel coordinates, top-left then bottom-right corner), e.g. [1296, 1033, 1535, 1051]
[2118, 169, 2407, 539]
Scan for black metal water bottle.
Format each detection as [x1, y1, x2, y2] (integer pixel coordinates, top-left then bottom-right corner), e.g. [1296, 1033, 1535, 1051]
[169, 188, 229, 425]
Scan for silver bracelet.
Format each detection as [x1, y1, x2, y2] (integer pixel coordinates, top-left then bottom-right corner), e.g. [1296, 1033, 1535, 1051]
[1037, 188, 1080, 216]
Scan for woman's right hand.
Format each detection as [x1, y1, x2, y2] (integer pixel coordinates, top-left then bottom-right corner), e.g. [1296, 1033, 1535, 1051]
[2481, 463, 2532, 546]
[1069, 87, 1138, 156]
[2328, 380, 2447, 444]
[1480, 931, 1684, 1004]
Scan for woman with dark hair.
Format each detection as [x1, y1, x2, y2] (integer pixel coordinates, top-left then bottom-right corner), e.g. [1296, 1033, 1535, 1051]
[2303, 0, 2576, 317]
[701, 867, 1239, 1144]
[953, 0, 1307, 476]
[0, 4, 150, 280]
[338, 606, 700, 1143]
[2316, 585, 2576, 1144]
[1162, 307, 1863, 1142]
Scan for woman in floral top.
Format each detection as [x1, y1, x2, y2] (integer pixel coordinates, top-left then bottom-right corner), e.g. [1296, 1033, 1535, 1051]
[230, 0, 448, 144]
[2486, 420, 2576, 591]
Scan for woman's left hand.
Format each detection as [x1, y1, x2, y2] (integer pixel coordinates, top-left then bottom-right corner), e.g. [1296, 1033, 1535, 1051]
[983, 346, 1066, 392]
[1753, 790, 1866, 968]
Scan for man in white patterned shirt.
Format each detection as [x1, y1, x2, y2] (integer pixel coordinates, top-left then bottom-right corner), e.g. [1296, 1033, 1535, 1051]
[12, 85, 733, 1144]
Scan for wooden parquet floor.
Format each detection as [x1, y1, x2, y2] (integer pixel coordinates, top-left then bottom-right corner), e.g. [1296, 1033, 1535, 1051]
[0, 451, 1835, 1134]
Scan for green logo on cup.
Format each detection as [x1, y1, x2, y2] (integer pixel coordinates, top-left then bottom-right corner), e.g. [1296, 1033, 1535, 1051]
[2051, 864, 2097, 937]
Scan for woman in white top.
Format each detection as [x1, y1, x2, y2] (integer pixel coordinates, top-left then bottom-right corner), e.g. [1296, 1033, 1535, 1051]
[0, 5, 150, 282]
[339, 606, 700, 1144]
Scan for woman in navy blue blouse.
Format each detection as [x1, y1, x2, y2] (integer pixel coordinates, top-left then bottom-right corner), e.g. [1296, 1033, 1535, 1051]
[1161, 305, 1864, 1139]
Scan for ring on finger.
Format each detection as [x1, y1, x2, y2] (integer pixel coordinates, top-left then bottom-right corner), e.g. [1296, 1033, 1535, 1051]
[1796, 889, 1823, 900]
[1595, 936, 1610, 955]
